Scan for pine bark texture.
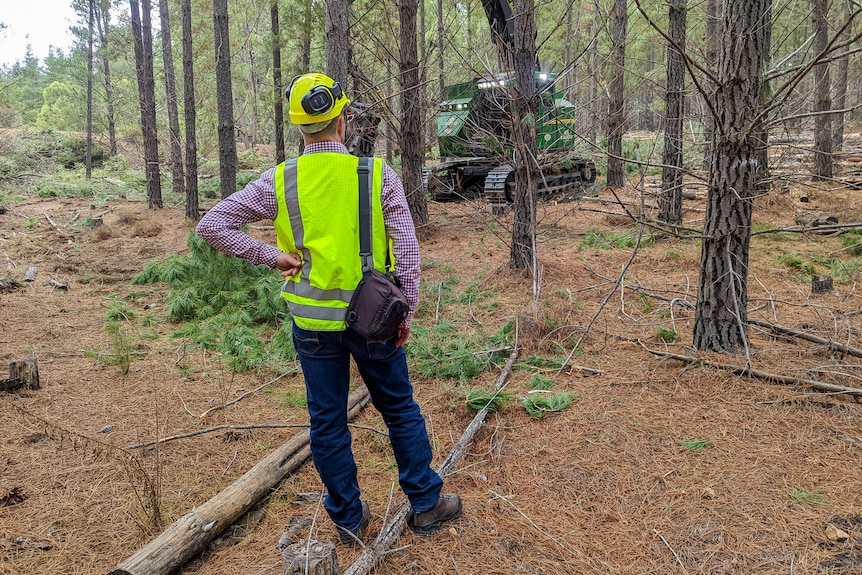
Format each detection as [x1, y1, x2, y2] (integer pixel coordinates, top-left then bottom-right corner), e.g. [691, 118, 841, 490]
[181, 0, 199, 220]
[659, 0, 686, 225]
[606, 0, 627, 188]
[213, 0, 237, 199]
[812, 0, 833, 180]
[832, 1, 851, 152]
[95, 0, 117, 156]
[159, 0, 185, 199]
[271, 2, 285, 165]
[400, 0, 428, 225]
[701, 0, 720, 170]
[325, 0, 350, 86]
[130, 0, 162, 208]
[86, 0, 94, 179]
[693, 0, 769, 353]
[752, 0, 771, 196]
[508, 0, 539, 270]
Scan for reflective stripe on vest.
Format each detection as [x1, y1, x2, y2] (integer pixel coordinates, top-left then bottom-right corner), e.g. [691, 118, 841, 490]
[273, 153, 388, 331]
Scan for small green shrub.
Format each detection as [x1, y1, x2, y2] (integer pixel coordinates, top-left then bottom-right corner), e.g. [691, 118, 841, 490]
[655, 327, 678, 342]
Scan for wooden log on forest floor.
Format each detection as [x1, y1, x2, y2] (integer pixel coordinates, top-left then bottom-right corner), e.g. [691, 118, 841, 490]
[794, 212, 839, 232]
[1, 358, 40, 392]
[341, 347, 520, 575]
[108, 386, 370, 575]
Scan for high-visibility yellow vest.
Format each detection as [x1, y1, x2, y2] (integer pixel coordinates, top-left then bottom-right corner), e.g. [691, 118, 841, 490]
[274, 153, 391, 331]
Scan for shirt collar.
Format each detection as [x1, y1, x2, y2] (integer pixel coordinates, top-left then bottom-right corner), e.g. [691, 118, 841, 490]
[303, 141, 349, 155]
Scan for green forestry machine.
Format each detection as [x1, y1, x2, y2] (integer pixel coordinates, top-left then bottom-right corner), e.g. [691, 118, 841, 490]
[422, 0, 596, 208]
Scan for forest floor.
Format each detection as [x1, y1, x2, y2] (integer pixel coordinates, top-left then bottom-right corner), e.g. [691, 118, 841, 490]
[2, 137, 862, 575]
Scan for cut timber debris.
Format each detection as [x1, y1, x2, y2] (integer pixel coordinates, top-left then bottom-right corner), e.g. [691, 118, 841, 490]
[107, 386, 370, 575]
[748, 319, 862, 359]
[281, 540, 338, 575]
[639, 343, 862, 397]
[1, 358, 40, 393]
[794, 212, 839, 233]
[341, 347, 520, 575]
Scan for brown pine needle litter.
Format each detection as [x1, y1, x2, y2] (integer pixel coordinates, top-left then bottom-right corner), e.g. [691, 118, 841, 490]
[2, 179, 862, 575]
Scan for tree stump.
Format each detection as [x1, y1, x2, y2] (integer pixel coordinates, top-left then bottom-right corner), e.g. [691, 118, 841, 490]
[281, 540, 338, 575]
[812, 275, 833, 294]
[1, 358, 40, 392]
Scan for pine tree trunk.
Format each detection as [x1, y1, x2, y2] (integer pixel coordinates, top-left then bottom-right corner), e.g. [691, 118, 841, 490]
[509, 0, 539, 271]
[605, 0, 627, 188]
[160, 0, 186, 198]
[181, 0, 199, 220]
[400, 0, 428, 225]
[587, 0, 599, 146]
[213, 0, 237, 199]
[659, 0, 686, 225]
[86, 0, 94, 180]
[325, 0, 350, 86]
[693, 0, 769, 353]
[271, 2, 285, 164]
[701, 0, 719, 171]
[130, 0, 162, 208]
[437, 0, 444, 101]
[753, 0, 771, 196]
[96, 0, 117, 157]
[832, 0, 850, 152]
[812, 0, 832, 180]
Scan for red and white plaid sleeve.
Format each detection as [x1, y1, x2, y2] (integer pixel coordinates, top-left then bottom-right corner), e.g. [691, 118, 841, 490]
[381, 163, 421, 327]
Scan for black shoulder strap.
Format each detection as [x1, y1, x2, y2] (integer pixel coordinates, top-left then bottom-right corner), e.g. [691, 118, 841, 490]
[357, 157, 374, 274]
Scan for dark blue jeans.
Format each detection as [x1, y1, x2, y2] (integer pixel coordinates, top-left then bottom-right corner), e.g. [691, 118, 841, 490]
[292, 323, 443, 532]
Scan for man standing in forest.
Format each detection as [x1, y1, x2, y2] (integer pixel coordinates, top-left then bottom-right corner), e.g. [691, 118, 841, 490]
[196, 72, 461, 545]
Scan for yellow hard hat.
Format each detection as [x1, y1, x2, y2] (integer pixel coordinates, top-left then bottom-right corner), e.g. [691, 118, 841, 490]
[287, 73, 351, 127]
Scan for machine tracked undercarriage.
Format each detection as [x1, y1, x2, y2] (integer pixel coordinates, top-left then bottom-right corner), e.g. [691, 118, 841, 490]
[422, 72, 597, 210]
[422, 0, 596, 209]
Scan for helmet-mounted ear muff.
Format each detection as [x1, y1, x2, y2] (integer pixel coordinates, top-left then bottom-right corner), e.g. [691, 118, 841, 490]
[286, 76, 344, 117]
[301, 83, 343, 116]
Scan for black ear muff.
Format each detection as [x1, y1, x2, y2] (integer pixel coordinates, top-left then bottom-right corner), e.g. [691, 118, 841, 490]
[300, 82, 343, 116]
[285, 75, 301, 99]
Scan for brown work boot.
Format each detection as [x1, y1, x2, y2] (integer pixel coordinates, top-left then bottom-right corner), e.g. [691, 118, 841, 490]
[406, 494, 462, 536]
[337, 500, 370, 546]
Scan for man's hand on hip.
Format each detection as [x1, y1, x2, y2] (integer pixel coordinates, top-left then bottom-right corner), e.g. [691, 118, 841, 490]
[276, 252, 302, 278]
[396, 325, 410, 348]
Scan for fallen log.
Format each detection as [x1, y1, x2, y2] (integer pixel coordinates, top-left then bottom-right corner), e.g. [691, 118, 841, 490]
[748, 319, 862, 359]
[639, 342, 862, 397]
[108, 386, 370, 575]
[341, 347, 520, 575]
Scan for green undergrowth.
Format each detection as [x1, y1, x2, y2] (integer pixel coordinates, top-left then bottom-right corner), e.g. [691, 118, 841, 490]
[579, 228, 655, 251]
[520, 390, 576, 418]
[775, 248, 862, 284]
[133, 233, 295, 372]
[840, 228, 862, 256]
[407, 320, 514, 380]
